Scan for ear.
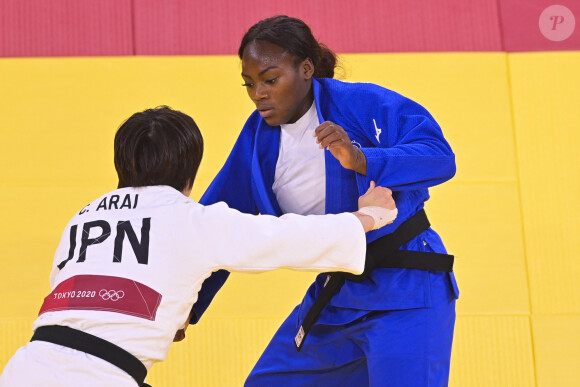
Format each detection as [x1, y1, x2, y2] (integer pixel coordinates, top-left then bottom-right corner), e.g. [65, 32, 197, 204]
[300, 58, 315, 80]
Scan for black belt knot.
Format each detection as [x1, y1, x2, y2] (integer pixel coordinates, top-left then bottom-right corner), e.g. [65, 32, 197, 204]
[294, 209, 454, 351]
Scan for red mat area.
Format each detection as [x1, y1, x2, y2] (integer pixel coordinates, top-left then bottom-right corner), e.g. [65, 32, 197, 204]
[1, 0, 578, 57]
[0, 0, 133, 57]
[133, 0, 503, 55]
[500, 0, 580, 52]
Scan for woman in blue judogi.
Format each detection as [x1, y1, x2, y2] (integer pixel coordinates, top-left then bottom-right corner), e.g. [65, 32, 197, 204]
[192, 15, 459, 386]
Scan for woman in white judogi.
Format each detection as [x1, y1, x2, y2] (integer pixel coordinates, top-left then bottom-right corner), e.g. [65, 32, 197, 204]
[0, 106, 396, 387]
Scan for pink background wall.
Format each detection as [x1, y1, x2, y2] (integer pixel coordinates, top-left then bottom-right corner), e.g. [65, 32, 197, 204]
[1, 0, 578, 57]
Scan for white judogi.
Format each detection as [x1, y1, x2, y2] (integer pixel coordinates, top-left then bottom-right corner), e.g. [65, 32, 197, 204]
[0, 185, 366, 386]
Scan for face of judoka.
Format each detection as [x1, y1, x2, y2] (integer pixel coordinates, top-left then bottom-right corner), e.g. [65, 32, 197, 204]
[241, 40, 314, 126]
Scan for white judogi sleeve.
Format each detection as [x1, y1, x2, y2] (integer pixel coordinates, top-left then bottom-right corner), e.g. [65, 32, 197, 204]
[0, 186, 369, 386]
[196, 201, 366, 274]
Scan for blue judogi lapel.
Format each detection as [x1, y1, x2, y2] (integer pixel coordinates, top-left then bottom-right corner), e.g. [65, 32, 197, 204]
[251, 124, 282, 216]
[249, 79, 351, 217]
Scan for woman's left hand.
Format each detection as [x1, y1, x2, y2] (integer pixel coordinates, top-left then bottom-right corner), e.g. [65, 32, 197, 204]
[314, 121, 367, 175]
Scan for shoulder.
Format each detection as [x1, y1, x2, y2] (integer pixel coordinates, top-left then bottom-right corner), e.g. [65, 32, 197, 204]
[316, 78, 407, 103]
[315, 78, 428, 125]
[315, 78, 425, 118]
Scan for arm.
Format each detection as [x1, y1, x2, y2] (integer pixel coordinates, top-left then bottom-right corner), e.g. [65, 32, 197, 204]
[201, 203, 367, 273]
[359, 103, 456, 190]
[315, 97, 455, 191]
[200, 181, 395, 273]
[176, 185, 394, 341]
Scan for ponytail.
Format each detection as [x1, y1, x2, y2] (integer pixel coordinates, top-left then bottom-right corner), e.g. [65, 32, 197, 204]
[314, 44, 337, 78]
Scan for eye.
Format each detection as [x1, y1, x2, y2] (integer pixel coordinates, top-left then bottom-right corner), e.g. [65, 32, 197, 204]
[242, 82, 253, 88]
[265, 77, 277, 84]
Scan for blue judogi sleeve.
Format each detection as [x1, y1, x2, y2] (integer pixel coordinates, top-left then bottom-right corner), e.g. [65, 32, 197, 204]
[354, 94, 455, 191]
[190, 115, 260, 324]
[309, 79, 458, 314]
[314, 79, 456, 240]
[314, 79, 455, 193]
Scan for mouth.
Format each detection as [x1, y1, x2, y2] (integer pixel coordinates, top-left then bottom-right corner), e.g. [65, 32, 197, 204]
[257, 106, 274, 119]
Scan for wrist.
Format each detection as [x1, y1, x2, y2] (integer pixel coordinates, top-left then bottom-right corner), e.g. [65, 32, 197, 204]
[356, 206, 397, 230]
[352, 147, 367, 175]
[353, 212, 375, 232]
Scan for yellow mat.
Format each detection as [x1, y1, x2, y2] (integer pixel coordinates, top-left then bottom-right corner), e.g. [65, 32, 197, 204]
[1, 52, 578, 386]
[509, 52, 580, 386]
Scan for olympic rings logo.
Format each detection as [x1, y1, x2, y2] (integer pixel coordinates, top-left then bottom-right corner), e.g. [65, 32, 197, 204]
[99, 289, 125, 301]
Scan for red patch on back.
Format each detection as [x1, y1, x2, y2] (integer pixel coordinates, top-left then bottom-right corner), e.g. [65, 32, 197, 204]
[39, 275, 162, 321]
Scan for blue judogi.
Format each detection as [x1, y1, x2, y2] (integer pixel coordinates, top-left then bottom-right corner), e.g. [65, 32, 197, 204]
[193, 78, 459, 386]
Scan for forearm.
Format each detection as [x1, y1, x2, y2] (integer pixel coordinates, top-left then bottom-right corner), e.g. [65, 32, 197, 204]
[353, 211, 374, 232]
[346, 147, 367, 175]
[360, 146, 456, 190]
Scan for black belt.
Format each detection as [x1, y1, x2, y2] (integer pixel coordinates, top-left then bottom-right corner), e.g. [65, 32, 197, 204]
[294, 209, 454, 351]
[31, 325, 151, 387]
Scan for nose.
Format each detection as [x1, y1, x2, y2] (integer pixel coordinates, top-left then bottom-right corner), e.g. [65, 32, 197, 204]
[252, 83, 268, 101]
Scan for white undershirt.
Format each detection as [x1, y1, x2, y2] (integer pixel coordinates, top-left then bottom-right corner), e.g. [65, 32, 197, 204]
[273, 102, 326, 215]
